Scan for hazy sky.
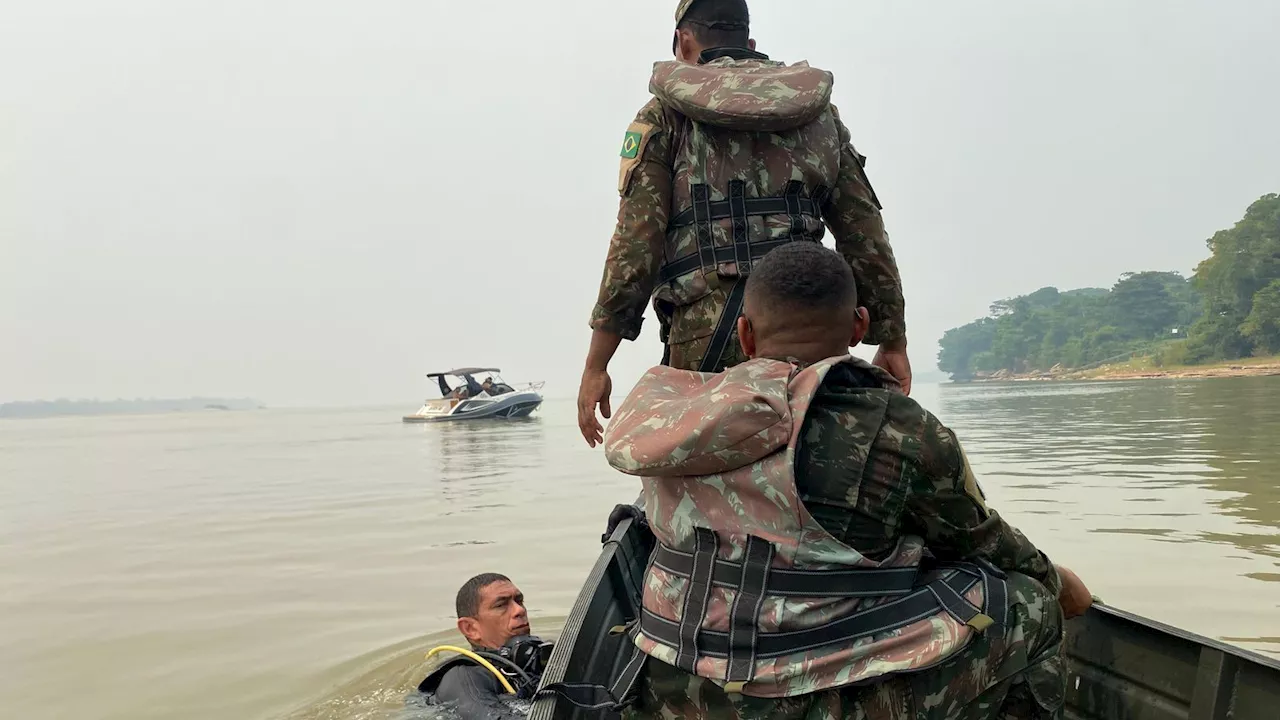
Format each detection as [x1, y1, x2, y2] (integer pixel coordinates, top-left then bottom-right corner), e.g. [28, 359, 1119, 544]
[3, 0, 1278, 407]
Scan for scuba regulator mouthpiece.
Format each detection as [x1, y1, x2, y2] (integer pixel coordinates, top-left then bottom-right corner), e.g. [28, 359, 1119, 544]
[499, 634, 554, 677]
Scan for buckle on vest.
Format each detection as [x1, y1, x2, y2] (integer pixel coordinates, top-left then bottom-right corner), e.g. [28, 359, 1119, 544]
[966, 613, 995, 632]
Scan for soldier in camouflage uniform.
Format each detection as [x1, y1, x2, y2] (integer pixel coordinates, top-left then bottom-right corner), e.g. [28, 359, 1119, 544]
[578, 0, 912, 448]
[599, 242, 1093, 719]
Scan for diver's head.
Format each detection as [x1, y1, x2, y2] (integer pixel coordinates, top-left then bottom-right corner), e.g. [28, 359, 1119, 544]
[737, 242, 870, 364]
[455, 573, 529, 650]
[673, 0, 755, 64]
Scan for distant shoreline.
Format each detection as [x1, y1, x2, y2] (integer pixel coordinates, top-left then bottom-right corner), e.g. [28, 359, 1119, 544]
[954, 356, 1280, 384]
[0, 397, 264, 420]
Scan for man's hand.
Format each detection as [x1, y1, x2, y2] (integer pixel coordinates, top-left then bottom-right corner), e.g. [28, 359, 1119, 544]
[872, 339, 912, 396]
[1055, 564, 1093, 619]
[578, 368, 613, 448]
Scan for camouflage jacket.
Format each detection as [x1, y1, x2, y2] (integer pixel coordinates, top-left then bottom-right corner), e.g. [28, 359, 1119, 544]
[793, 359, 1062, 598]
[603, 355, 1029, 698]
[588, 49, 906, 370]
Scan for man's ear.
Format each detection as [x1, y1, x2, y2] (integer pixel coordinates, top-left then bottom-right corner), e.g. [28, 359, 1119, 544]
[737, 316, 757, 358]
[849, 307, 870, 348]
[676, 29, 698, 64]
[457, 617, 480, 645]
[748, 38, 757, 51]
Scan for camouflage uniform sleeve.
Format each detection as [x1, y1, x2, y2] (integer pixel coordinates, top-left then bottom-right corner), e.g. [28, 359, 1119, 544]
[904, 413, 1062, 597]
[822, 105, 906, 346]
[587, 99, 673, 341]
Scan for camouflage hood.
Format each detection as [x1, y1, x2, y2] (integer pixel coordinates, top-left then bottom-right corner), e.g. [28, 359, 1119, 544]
[604, 360, 796, 478]
[649, 58, 835, 133]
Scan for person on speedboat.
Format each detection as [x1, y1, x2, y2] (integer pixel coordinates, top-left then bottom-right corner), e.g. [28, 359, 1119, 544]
[412, 573, 553, 718]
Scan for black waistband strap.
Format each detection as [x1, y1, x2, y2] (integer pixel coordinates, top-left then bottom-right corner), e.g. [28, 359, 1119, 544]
[668, 192, 826, 230]
[660, 183, 829, 285]
[658, 236, 817, 286]
[640, 565, 1005, 661]
[726, 535, 774, 684]
[653, 542, 920, 597]
[676, 527, 720, 672]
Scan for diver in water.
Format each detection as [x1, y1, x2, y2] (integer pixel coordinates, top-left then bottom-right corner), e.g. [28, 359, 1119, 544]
[411, 573, 553, 719]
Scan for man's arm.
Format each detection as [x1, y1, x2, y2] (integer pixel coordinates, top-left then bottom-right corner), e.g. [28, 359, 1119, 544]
[579, 99, 673, 447]
[904, 418, 1062, 598]
[822, 105, 907, 349]
[587, 99, 674, 348]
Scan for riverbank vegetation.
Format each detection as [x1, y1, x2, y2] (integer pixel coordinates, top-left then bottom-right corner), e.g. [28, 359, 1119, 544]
[938, 193, 1280, 381]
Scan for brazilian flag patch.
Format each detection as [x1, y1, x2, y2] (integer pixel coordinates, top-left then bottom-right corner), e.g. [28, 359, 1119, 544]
[620, 131, 643, 159]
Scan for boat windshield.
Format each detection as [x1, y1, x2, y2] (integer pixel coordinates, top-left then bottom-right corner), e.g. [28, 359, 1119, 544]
[430, 370, 514, 399]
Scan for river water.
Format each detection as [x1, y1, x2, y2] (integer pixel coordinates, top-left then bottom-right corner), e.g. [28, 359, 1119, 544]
[2, 379, 1278, 720]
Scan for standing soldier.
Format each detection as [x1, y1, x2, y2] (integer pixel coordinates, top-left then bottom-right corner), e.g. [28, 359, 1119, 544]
[578, 0, 912, 447]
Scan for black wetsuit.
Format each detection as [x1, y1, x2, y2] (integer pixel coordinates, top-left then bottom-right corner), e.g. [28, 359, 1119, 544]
[434, 665, 527, 718]
[411, 644, 545, 720]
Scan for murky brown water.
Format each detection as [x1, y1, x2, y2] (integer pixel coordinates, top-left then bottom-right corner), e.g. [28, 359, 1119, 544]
[2, 379, 1278, 720]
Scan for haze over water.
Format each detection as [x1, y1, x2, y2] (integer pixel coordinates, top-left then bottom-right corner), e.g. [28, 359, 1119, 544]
[2, 378, 1278, 720]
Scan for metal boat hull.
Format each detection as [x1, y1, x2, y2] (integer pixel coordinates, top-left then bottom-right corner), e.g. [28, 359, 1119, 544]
[532, 517, 1280, 720]
[403, 390, 543, 423]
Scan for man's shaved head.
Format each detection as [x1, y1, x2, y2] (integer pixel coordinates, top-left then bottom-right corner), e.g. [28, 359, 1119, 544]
[738, 242, 869, 363]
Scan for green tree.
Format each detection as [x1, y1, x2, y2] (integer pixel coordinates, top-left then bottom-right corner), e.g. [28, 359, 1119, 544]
[1108, 272, 1178, 339]
[1188, 193, 1280, 360]
[1240, 280, 1280, 354]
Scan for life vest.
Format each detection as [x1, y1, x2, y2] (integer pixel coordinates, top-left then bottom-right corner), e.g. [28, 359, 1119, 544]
[602, 355, 1009, 698]
[646, 53, 845, 371]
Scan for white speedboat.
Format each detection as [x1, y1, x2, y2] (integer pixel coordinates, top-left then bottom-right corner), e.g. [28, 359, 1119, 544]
[402, 368, 544, 423]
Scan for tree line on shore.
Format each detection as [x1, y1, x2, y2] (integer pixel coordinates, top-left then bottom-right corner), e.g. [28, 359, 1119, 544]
[0, 397, 263, 419]
[938, 193, 1280, 380]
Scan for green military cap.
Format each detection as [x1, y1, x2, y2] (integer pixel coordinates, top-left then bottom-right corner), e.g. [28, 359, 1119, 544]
[676, 0, 749, 27]
[675, 0, 697, 24]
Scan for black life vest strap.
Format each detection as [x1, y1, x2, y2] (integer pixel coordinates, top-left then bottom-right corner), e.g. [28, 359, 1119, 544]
[667, 192, 827, 231]
[659, 183, 831, 285]
[692, 184, 715, 280]
[675, 526, 720, 672]
[639, 562, 1006, 661]
[661, 182, 830, 372]
[653, 541, 921, 597]
[697, 276, 746, 374]
[728, 179, 751, 276]
[658, 237, 809, 286]
[726, 535, 774, 683]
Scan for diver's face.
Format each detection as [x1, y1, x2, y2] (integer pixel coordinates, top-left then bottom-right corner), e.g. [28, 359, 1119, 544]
[460, 581, 529, 649]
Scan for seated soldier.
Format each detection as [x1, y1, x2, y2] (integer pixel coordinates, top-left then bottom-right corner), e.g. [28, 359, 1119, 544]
[601, 242, 1091, 719]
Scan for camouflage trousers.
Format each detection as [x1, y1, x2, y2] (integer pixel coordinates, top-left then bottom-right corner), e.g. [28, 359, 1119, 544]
[621, 572, 1066, 720]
